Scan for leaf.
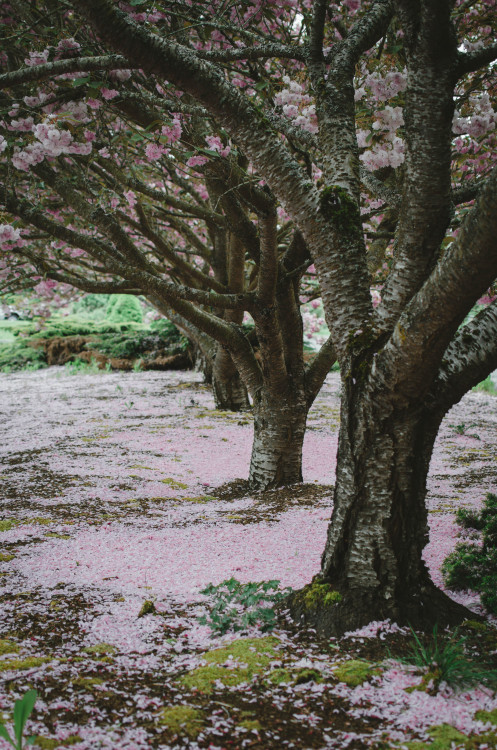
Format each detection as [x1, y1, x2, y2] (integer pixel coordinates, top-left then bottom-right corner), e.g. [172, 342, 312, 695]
[13, 690, 37, 747]
[0, 724, 15, 748]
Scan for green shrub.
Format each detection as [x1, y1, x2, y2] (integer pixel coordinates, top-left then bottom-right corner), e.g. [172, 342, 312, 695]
[0, 340, 46, 372]
[71, 293, 110, 318]
[94, 322, 188, 359]
[106, 295, 143, 324]
[442, 493, 497, 614]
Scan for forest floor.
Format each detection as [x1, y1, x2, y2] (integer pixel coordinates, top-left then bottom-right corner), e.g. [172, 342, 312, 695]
[1, 368, 497, 749]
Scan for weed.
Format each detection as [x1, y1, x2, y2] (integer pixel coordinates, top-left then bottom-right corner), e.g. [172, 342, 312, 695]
[65, 358, 102, 375]
[198, 578, 293, 636]
[0, 688, 37, 749]
[442, 492, 497, 613]
[399, 624, 497, 691]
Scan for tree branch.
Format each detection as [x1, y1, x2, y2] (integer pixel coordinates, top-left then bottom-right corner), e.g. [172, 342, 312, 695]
[0, 55, 130, 90]
[456, 42, 497, 77]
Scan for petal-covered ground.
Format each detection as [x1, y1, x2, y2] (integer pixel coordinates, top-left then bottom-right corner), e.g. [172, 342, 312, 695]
[1, 367, 497, 749]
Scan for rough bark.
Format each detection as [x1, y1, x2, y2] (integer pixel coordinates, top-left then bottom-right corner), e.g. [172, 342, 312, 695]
[249, 388, 308, 490]
[288, 379, 473, 635]
[212, 346, 250, 411]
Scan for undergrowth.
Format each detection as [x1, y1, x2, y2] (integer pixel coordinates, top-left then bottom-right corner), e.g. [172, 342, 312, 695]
[442, 492, 497, 614]
[399, 624, 497, 691]
[198, 578, 293, 635]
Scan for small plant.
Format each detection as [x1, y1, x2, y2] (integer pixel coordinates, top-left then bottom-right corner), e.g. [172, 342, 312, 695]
[198, 578, 293, 636]
[400, 624, 497, 691]
[0, 688, 37, 749]
[65, 357, 101, 375]
[442, 492, 497, 614]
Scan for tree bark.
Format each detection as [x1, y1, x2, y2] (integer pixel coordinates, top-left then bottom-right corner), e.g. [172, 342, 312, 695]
[288, 379, 473, 635]
[212, 345, 251, 411]
[248, 387, 308, 490]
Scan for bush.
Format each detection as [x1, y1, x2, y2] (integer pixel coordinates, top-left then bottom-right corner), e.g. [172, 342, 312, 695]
[0, 340, 46, 372]
[442, 493, 497, 614]
[106, 294, 143, 324]
[71, 293, 110, 318]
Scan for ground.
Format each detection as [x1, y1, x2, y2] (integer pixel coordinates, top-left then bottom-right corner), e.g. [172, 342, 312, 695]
[0, 368, 497, 749]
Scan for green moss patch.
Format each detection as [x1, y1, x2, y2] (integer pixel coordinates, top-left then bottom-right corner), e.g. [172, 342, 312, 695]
[159, 705, 205, 738]
[0, 639, 20, 655]
[403, 722, 497, 749]
[83, 643, 116, 656]
[34, 735, 82, 748]
[239, 719, 261, 731]
[180, 636, 278, 694]
[0, 655, 51, 671]
[160, 478, 188, 489]
[293, 580, 342, 611]
[0, 553, 14, 561]
[266, 666, 323, 686]
[475, 709, 497, 725]
[334, 659, 380, 687]
[0, 519, 19, 531]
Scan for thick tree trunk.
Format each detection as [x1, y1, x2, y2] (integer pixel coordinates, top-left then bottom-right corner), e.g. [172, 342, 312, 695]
[248, 389, 308, 490]
[288, 382, 473, 635]
[212, 346, 250, 411]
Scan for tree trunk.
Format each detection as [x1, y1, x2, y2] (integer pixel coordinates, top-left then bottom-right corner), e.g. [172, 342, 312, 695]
[212, 346, 251, 411]
[248, 388, 308, 490]
[288, 380, 473, 635]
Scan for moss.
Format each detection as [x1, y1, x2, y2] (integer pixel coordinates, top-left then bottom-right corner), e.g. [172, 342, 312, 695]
[0, 553, 14, 561]
[294, 580, 342, 611]
[266, 666, 322, 686]
[44, 533, 71, 539]
[0, 519, 19, 531]
[180, 664, 251, 693]
[138, 600, 156, 617]
[319, 185, 360, 234]
[334, 659, 379, 687]
[475, 709, 497, 725]
[0, 639, 19, 655]
[161, 478, 188, 489]
[180, 637, 278, 694]
[34, 736, 82, 749]
[239, 719, 261, 731]
[0, 655, 51, 671]
[83, 643, 116, 656]
[159, 705, 205, 738]
[401, 723, 497, 749]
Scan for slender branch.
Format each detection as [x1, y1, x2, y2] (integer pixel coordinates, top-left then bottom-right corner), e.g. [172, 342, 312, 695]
[0, 55, 130, 90]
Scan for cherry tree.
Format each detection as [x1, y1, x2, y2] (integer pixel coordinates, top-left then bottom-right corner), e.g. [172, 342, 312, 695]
[1, 0, 497, 633]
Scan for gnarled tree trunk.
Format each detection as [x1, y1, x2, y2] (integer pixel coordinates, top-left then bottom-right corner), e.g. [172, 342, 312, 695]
[288, 379, 472, 635]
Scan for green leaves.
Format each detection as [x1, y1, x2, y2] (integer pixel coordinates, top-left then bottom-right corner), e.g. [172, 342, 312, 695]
[0, 689, 37, 750]
[198, 578, 293, 636]
[442, 492, 497, 614]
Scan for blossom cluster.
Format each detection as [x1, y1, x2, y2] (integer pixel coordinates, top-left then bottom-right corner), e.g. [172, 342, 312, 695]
[275, 76, 318, 134]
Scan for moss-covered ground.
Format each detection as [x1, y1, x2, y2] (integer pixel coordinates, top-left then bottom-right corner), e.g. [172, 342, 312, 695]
[1, 368, 497, 748]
